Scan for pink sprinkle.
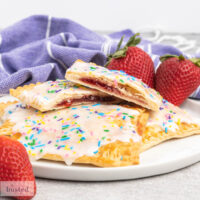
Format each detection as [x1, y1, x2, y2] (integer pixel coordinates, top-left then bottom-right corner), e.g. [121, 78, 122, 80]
[65, 154, 69, 157]
[114, 80, 118, 87]
[90, 131, 94, 136]
[117, 113, 122, 117]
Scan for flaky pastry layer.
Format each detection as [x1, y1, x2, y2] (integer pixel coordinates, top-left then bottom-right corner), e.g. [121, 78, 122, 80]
[10, 80, 119, 112]
[65, 60, 162, 111]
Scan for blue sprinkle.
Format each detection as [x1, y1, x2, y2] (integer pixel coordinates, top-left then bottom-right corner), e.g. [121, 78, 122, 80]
[123, 116, 126, 120]
[70, 128, 76, 132]
[29, 134, 34, 140]
[35, 144, 45, 148]
[82, 106, 88, 108]
[60, 137, 70, 141]
[116, 108, 121, 111]
[92, 103, 101, 107]
[98, 112, 105, 116]
[165, 127, 168, 133]
[71, 107, 77, 110]
[24, 144, 28, 147]
[31, 146, 35, 150]
[119, 70, 126, 74]
[131, 77, 136, 81]
[70, 146, 74, 150]
[93, 150, 98, 154]
[8, 111, 12, 114]
[56, 139, 59, 142]
[168, 120, 173, 123]
[150, 94, 154, 98]
[80, 137, 86, 141]
[38, 129, 42, 134]
[98, 141, 101, 147]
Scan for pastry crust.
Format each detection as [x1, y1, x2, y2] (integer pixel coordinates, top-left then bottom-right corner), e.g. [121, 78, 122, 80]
[42, 141, 140, 167]
[0, 103, 148, 167]
[0, 101, 19, 123]
[10, 80, 120, 112]
[141, 100, 200, 152]
[65, 60, 162, 111]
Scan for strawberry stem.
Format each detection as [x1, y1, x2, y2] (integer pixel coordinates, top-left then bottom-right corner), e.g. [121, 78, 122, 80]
[160, 54, 185, 62]
[126, 33, 141, 47]
[105, 33, 141, 67]
[116, 35, 124, 51]
[178, 54, 185, 60]
[190, 58, 200, 68]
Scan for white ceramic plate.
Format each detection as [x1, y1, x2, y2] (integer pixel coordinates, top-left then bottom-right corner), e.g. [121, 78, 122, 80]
[0, 96, 200, 181]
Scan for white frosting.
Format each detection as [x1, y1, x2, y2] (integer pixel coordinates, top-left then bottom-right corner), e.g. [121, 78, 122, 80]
[5, 103, 141, 165]
[147, 100, 195, 132]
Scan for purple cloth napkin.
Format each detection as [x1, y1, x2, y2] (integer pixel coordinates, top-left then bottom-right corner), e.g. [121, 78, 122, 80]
[0, 15, 199, 99]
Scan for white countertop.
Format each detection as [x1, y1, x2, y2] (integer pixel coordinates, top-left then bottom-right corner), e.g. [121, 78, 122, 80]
[33, 162, 200, 200]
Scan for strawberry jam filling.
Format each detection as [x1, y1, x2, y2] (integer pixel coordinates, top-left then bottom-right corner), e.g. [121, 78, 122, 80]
[80, 78, 147, 106]
[56, 95, 115, 107]
[80, 78, 122, 95]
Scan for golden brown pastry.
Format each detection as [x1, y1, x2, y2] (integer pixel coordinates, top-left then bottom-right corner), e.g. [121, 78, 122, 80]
[65, 60, 162, 111]
[141, 99, 200, 152]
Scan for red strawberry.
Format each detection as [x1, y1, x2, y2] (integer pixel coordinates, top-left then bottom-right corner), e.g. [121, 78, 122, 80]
[156, 54, 200, 106]
[106, 33, 155, 88]
[0, 136, 36, 200]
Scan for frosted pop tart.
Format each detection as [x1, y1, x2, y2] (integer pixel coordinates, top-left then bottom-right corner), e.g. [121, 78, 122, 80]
[10, 80, 119, 112]
[65, 60, 162, 111]
[0, 103, 149, 167]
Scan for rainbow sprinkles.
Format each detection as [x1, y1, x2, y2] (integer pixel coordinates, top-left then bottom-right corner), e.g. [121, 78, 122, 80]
[1, 103, 148, 167]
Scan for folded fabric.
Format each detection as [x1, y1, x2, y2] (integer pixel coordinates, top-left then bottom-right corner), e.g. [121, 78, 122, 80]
[0, 15, 199, 98]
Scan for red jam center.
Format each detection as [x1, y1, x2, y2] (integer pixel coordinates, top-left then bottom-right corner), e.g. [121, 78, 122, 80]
[80, 78, 122, 95]
[56, 95, 115, 107]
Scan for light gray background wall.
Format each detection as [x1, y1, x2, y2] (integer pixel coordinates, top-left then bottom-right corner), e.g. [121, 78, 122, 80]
[0, 0, 199, 32]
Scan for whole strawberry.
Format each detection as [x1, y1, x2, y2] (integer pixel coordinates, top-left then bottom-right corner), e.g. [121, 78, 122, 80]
[156, 54, 200, 106]
[106, 33, 155, 88]
[0, 136, 36, 200]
